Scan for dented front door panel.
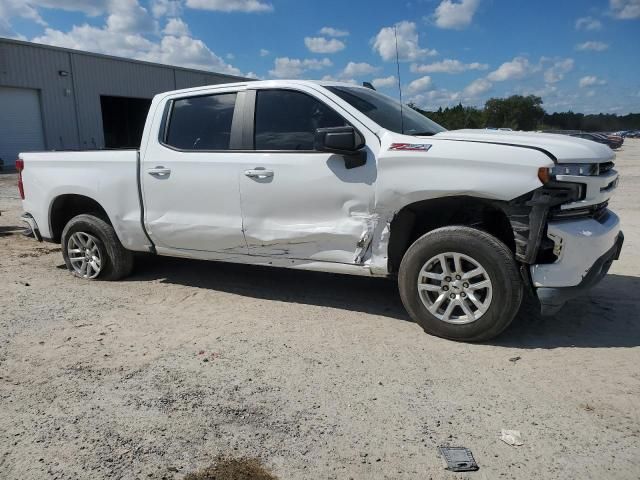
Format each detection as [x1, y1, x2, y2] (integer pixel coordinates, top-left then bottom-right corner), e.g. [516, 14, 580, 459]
[239, 151, 376, 264]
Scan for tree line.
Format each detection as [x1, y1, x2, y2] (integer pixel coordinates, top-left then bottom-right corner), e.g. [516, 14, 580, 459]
[409, 95, 640, 132]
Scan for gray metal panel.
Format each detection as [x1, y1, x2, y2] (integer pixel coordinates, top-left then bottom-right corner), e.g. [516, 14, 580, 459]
[0, 41, 79, 151]
[70, 53, 175, 148]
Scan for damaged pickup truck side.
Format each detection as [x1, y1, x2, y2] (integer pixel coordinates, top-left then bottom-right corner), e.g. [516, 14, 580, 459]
[18, 80, 623, 341]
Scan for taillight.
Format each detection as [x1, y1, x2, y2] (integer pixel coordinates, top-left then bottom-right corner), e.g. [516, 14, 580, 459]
[16, 159, 25, 199]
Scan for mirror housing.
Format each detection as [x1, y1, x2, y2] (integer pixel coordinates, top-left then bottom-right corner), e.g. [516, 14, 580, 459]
[314, 126, 366, 169]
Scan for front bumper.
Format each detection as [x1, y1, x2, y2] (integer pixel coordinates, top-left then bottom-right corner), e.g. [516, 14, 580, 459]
[530, 210, 623, 315]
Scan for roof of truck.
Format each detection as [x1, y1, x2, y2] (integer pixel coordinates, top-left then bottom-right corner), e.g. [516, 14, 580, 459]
[160, 79, 369, 97]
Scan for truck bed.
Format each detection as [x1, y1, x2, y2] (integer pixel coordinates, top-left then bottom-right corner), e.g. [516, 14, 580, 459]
[19, 150, 150, 251]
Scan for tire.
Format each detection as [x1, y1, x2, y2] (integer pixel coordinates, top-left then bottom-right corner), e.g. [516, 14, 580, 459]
[61, 214, 133, 281]
[398, 226, 523, 342]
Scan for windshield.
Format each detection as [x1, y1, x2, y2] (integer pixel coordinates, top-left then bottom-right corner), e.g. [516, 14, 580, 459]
[327, 86, 446, 136]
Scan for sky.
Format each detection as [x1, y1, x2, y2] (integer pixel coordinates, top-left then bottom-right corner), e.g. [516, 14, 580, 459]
[1, 0, 639, 114]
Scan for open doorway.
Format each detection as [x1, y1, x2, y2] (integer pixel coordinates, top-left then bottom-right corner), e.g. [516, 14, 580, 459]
[100, 95, 152, 149]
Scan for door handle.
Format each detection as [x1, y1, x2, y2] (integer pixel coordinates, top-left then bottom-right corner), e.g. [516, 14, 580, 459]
[244, 168, 274, 179]
[147, 166, 171, 178]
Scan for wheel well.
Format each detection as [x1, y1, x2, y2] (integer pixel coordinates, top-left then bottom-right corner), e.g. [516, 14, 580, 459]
[387, 196, 515, 274]
[49, 194, 111, 243]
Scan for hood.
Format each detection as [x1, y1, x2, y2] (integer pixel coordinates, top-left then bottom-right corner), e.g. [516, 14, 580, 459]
[431, 129, 615, 164]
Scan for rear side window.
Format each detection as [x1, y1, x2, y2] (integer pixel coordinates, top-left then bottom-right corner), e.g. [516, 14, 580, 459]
[254, 89, 347, 150]
[165, 93, 237, 150]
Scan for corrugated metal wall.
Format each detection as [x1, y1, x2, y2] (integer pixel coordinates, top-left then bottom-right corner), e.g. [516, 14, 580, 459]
[0, 38, 247, 153]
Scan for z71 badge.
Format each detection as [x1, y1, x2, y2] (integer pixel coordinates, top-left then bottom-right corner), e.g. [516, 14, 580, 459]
[389, 143, 433, 151]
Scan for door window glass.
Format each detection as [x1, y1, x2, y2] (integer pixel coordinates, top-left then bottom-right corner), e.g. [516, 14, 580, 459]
[165, 93, 237, 150]
[254, 89, 347, 150]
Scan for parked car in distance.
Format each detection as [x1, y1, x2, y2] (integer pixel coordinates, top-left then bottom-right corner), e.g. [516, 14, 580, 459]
[570, 132, 622, 149]
[17, 80, 623, 342]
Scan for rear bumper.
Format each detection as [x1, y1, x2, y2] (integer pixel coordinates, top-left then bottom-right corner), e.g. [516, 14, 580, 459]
[21, 213, 42, 241]
[531, 211, 623, 315]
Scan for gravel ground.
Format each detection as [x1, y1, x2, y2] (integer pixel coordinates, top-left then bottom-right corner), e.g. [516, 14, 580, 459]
[1, 141, 639, 480]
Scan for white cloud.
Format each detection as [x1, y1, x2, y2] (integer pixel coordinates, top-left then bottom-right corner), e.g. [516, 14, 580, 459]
[31, 0, 109, 16]
[319, 26, 349, 37]
[321, 74, 357, 85]
[144, 35, 241, 74]
[543, 58, 574, 83]
[576, 41, 609, 51]
[407, 76, 433, 94]
[105, 0, 157, 35]
[579, 75, 607, 87]
[163, 17, 190, 36]
[185, 0, 273, 13]
[269, 57, 332, 78]
[372, 21, 437, 62]
[575, 16, 603, 30]
[3, 0, 250, 76]
[33, 24, 241, 76]
[259, 48, 270, 56]
[151, 0, 182, 18]
[433, 0, 480, 29]
[304, 36, 345, 54]
[487, 56, 532, 81]
[0, 0, 109, 28]
[408, 88, 462, 109]
[341, 61, 379, 78]
[463, 77, 492, 97]
[371, 75, 396, 88]
[410, 58, 488, 74]
[609, 0, 640, 19]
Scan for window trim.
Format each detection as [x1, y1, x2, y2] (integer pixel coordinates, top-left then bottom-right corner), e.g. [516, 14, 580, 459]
[158, 90, 243, 153]
[245, 87, 366, 153]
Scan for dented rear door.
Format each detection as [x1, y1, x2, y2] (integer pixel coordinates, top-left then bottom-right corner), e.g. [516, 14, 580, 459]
[239, 87, 376, 264]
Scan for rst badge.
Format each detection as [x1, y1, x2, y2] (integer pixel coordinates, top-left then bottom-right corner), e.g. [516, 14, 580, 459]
[389, 143, 432, 151]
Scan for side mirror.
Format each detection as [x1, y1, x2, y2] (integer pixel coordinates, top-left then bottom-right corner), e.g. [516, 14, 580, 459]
[314, 126, 366, 169]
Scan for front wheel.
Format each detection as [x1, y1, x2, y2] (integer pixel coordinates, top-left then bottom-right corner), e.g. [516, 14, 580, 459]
[398, 226, 523, 342]
[61, 214, 133, 280]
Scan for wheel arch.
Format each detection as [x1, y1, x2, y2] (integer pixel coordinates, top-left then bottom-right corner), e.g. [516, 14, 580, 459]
[387, 196, 515, 274]
[49, 194, 113, 243]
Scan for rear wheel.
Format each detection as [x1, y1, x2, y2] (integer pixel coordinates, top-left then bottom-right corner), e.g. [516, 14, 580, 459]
[398, 226, 522, 342]
[61, 214, 133, 280]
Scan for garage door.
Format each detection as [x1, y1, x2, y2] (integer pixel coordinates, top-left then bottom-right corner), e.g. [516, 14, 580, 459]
[0, 86, 45, 169]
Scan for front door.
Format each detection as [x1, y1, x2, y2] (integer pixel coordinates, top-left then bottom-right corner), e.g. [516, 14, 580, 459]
[238, 88, 376, 264]
[141, 90, 247, 254]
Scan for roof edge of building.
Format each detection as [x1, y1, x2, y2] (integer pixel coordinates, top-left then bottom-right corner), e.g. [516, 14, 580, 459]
[0, 36, 251, 82]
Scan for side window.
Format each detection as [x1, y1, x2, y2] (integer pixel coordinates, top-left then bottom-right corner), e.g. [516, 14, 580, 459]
[165, 92, 237, 150]
[254, 89, 347, 150]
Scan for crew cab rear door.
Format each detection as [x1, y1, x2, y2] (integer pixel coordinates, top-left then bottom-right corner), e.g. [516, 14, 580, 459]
[140, 88, 247, 253]
[237, 87, 377, 264]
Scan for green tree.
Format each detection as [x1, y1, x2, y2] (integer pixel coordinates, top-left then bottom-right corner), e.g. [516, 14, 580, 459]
[484, 95, 544, 131]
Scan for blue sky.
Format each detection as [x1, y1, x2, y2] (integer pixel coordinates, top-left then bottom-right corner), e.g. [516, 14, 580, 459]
[1, 0, 639, 113]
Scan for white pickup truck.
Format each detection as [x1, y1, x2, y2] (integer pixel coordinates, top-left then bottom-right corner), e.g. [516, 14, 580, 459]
[17, 80, 623, 341]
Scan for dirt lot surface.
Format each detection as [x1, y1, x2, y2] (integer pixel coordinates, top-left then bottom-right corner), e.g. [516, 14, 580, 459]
[1, 141, 639, 480]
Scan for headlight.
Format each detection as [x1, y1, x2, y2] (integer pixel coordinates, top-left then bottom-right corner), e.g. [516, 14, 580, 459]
[551, 163, 599, 176]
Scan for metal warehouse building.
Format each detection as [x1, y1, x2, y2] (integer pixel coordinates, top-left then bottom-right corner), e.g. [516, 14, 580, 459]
[0, 38, 247, 169]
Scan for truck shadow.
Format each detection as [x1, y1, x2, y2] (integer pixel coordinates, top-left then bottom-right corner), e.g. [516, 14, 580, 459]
[129, 256, 640, 349]
[0, 225, 24, 237]
[131, 255, 410, 321]
[495, 273, 640, 349]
